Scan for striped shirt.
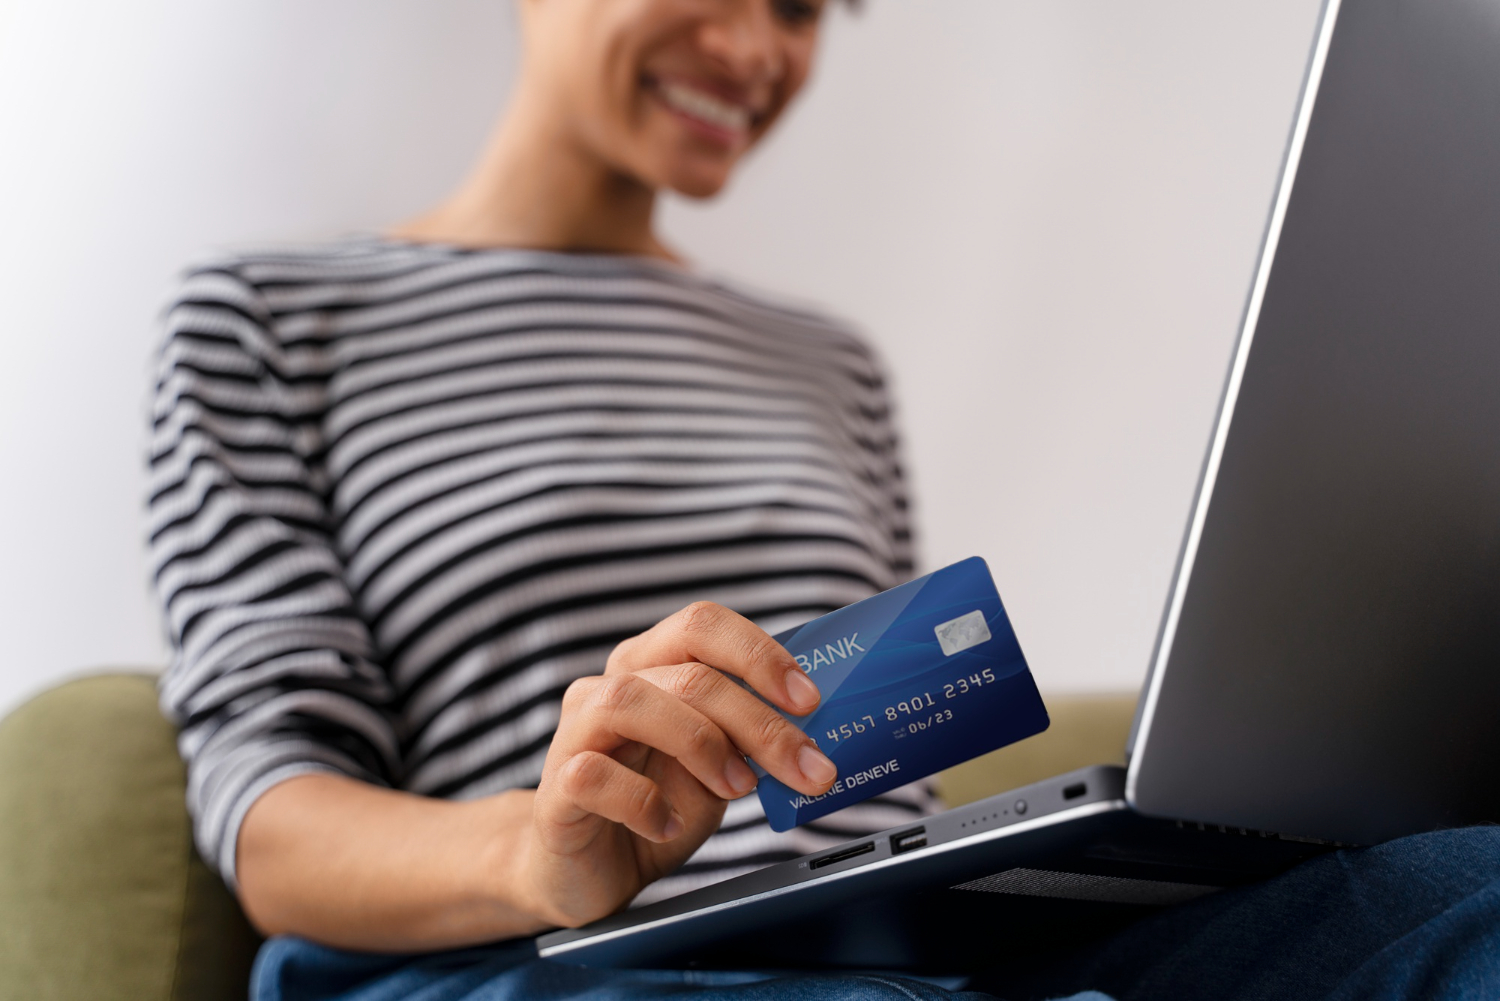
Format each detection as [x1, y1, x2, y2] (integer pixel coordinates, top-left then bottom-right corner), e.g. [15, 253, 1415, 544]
[148, 235, 934, 907]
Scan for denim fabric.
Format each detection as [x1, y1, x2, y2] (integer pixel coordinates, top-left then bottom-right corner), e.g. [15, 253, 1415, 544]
[983, 826, 1500, 1001]
[253, 827, 1500, 1001]
[249, 940, 1095, 1001]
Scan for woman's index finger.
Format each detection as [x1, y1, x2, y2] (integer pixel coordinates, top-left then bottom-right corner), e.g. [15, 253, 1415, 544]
[609, 601, 821, 715]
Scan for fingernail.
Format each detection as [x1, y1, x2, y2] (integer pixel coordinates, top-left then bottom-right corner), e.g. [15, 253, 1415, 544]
[724, 756, 758, 797]
[797, 744, 837, 787]
[662, 811, 686, 840]
[785, 668, 820, 711]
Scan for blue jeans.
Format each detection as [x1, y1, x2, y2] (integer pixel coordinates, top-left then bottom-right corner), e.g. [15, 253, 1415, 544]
[252, 827, 1500, 1001]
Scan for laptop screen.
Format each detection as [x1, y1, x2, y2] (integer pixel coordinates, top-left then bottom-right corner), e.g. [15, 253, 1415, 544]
[1128, 0, 1500, 844]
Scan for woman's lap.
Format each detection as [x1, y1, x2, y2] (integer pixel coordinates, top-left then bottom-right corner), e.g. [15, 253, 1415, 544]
[250, 941, 1026, 1001]
[984, 825, 1500, 1000]
[252, 827, 1500, 1001]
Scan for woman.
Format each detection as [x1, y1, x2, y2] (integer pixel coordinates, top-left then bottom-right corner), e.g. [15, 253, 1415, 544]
[153, 0, 939, 981]
[149, 1, 1500, 999]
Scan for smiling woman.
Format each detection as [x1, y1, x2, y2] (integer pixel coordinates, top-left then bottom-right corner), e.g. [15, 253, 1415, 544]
[147, 0, 945, 994]
[519, 0, 817, 187]
[392, 0, 828, 253]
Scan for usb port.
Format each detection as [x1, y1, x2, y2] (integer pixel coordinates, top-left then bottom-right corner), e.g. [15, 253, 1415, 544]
[809, 841, 875, 870]
[890, 827, 927, 855]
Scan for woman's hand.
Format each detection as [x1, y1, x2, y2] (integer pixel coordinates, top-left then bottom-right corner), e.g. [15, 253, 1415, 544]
[234, 602, 834, 950]
[519, 601, 836, 928]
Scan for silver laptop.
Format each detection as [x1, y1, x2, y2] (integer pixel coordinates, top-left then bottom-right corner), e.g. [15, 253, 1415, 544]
[539, 0, 1500, 970]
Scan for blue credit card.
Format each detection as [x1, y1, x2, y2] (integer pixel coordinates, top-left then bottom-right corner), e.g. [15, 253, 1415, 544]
[754, 556, 1049, 832]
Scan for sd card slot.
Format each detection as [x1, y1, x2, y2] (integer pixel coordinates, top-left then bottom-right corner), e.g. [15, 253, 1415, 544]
[809, 841, 875, 870]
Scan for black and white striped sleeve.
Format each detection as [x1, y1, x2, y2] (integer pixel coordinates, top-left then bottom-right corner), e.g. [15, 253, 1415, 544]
[857, 344, 918, 583]
[148, 266, 399, 887]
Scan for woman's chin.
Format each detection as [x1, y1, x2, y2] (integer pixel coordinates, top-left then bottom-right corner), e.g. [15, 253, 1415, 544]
[661, 165, 734, 200]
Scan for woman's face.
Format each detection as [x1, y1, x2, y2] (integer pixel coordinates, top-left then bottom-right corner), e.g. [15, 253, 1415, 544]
[522, 0, 827, 198]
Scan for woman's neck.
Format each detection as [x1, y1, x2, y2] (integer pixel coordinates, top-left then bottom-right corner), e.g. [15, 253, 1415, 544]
[393, 90, 677, 262]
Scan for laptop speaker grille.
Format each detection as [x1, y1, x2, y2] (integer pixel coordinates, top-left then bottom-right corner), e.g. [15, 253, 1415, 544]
[951, 867, 1219, 906]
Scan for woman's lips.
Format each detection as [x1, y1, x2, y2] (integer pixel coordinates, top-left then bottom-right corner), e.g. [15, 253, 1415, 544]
[646, 76, 757, 146]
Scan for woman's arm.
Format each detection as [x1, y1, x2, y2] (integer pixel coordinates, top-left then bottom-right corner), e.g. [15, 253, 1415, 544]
[152, 268, 549, 950]
[150, 266, 401, 887]
[236, 601, 837, 951]
[237, 776, 546, 951]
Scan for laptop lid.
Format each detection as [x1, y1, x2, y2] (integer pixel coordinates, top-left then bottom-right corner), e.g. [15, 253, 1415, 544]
[1126, 0, 1500, 845]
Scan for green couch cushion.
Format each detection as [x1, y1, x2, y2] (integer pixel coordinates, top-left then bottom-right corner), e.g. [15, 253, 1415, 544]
[0, 673, 259, 1001]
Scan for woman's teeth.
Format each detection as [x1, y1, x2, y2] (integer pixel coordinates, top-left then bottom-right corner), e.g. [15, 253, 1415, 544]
[657, 80, 752, 134]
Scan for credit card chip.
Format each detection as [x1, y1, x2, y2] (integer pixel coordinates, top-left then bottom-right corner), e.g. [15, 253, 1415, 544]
[935, 610, 991, 656]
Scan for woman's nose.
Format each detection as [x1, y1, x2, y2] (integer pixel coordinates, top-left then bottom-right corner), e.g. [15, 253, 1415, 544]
[698, 0, 787, 86]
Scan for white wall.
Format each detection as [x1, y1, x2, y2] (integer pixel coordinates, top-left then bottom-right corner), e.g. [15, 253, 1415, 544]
[0, 0, 1322, 718]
